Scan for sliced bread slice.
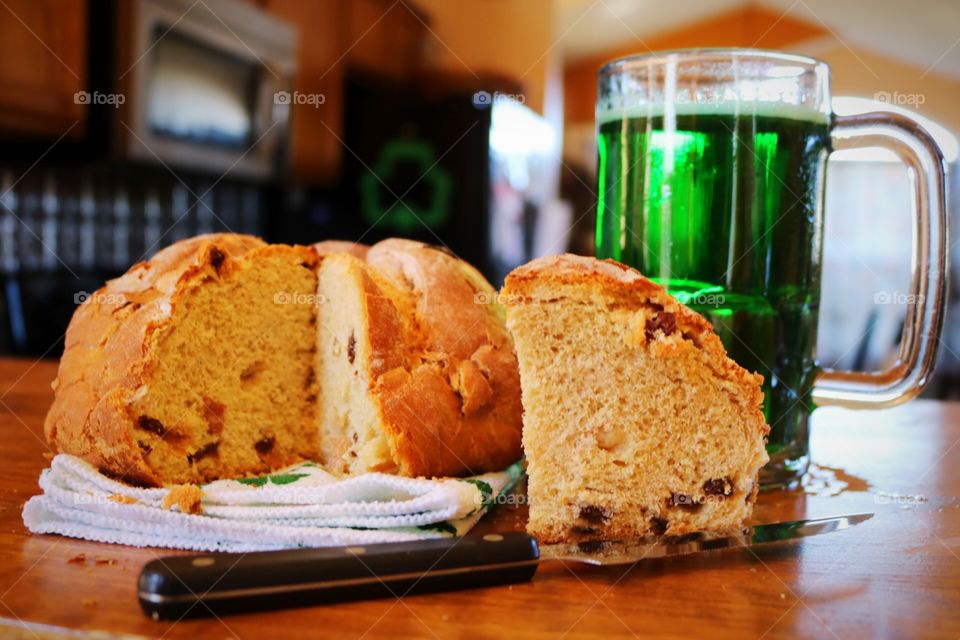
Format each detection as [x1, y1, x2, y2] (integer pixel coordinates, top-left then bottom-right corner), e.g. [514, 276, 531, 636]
[502, 254, 769, 543]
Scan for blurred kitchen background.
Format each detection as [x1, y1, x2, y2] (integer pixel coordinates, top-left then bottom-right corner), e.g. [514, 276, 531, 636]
[0, 0, 958, 396]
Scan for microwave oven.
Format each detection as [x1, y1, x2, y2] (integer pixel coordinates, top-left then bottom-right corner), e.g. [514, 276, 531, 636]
[113, 0, 296, 179]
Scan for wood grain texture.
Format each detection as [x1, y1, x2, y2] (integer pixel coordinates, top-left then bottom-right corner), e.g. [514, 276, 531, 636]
[0, 358, 958, 639]
[0, 0, 88, 137]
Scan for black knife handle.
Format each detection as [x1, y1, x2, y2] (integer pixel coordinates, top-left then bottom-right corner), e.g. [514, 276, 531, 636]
[138, 532, 540, 620]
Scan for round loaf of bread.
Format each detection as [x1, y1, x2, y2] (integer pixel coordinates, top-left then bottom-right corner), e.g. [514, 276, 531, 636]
[44, 234, 523, 486]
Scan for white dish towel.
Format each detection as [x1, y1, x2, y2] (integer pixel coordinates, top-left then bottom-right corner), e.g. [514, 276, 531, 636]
[22, 454, 523, 552]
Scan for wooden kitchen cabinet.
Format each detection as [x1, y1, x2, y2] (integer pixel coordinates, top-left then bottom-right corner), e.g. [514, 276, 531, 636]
[264, 0, 427, 184]
[0, 0, 425, 180]
[264, 0, 346, 184]
[0, 0, 87, 138]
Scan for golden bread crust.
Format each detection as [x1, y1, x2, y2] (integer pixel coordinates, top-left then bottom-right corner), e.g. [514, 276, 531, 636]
[313, 240, 369, 259]
[350, 240, 523, 477]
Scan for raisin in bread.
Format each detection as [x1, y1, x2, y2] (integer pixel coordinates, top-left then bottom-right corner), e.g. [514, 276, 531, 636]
[502, 254, 769, 543]
[316, 239, 523, 477]
[44, 234, 320, 486]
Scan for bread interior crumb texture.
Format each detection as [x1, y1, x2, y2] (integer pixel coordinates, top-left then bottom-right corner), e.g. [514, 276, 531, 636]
[130, 247, 319, 483]
[504, 257, 768, 542]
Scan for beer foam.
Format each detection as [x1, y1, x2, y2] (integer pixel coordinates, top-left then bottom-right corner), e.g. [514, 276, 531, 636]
[597, 102, 829, 125]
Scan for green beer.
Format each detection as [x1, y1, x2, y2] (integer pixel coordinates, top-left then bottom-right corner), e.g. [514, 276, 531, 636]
[595, 106, 830, 483]
[595, 50, 948, 489]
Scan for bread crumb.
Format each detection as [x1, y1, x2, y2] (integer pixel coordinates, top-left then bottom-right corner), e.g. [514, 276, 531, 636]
[108, 494, 138, 505]
[95, 557, 116, 566]
[67, 553, 86, 565]
[162, 485, 204, 514]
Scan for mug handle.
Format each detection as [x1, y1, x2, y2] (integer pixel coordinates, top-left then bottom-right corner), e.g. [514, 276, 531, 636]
[813, 111, 949, 409]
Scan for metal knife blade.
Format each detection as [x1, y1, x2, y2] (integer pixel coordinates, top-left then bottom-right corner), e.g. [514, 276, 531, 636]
[541, 512, 874, 565]
[138, 512, 873, 620]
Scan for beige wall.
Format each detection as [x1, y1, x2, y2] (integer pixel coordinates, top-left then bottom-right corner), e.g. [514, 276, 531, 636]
[796, 40, 960, 136]
[415, 0, 557, 115]
[562, 6, 827, 125]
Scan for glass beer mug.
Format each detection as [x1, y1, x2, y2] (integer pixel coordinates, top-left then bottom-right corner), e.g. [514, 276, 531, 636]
[595, 49, 948, 488]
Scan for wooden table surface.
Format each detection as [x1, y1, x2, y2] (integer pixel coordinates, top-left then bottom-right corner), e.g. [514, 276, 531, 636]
[0, 358, 958, 639]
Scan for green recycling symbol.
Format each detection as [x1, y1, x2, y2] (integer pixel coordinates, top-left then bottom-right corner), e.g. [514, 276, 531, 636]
[359, 139, 453, 233]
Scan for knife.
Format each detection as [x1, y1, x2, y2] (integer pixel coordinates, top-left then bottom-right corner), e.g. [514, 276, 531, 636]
[138, 512, 872, 620]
